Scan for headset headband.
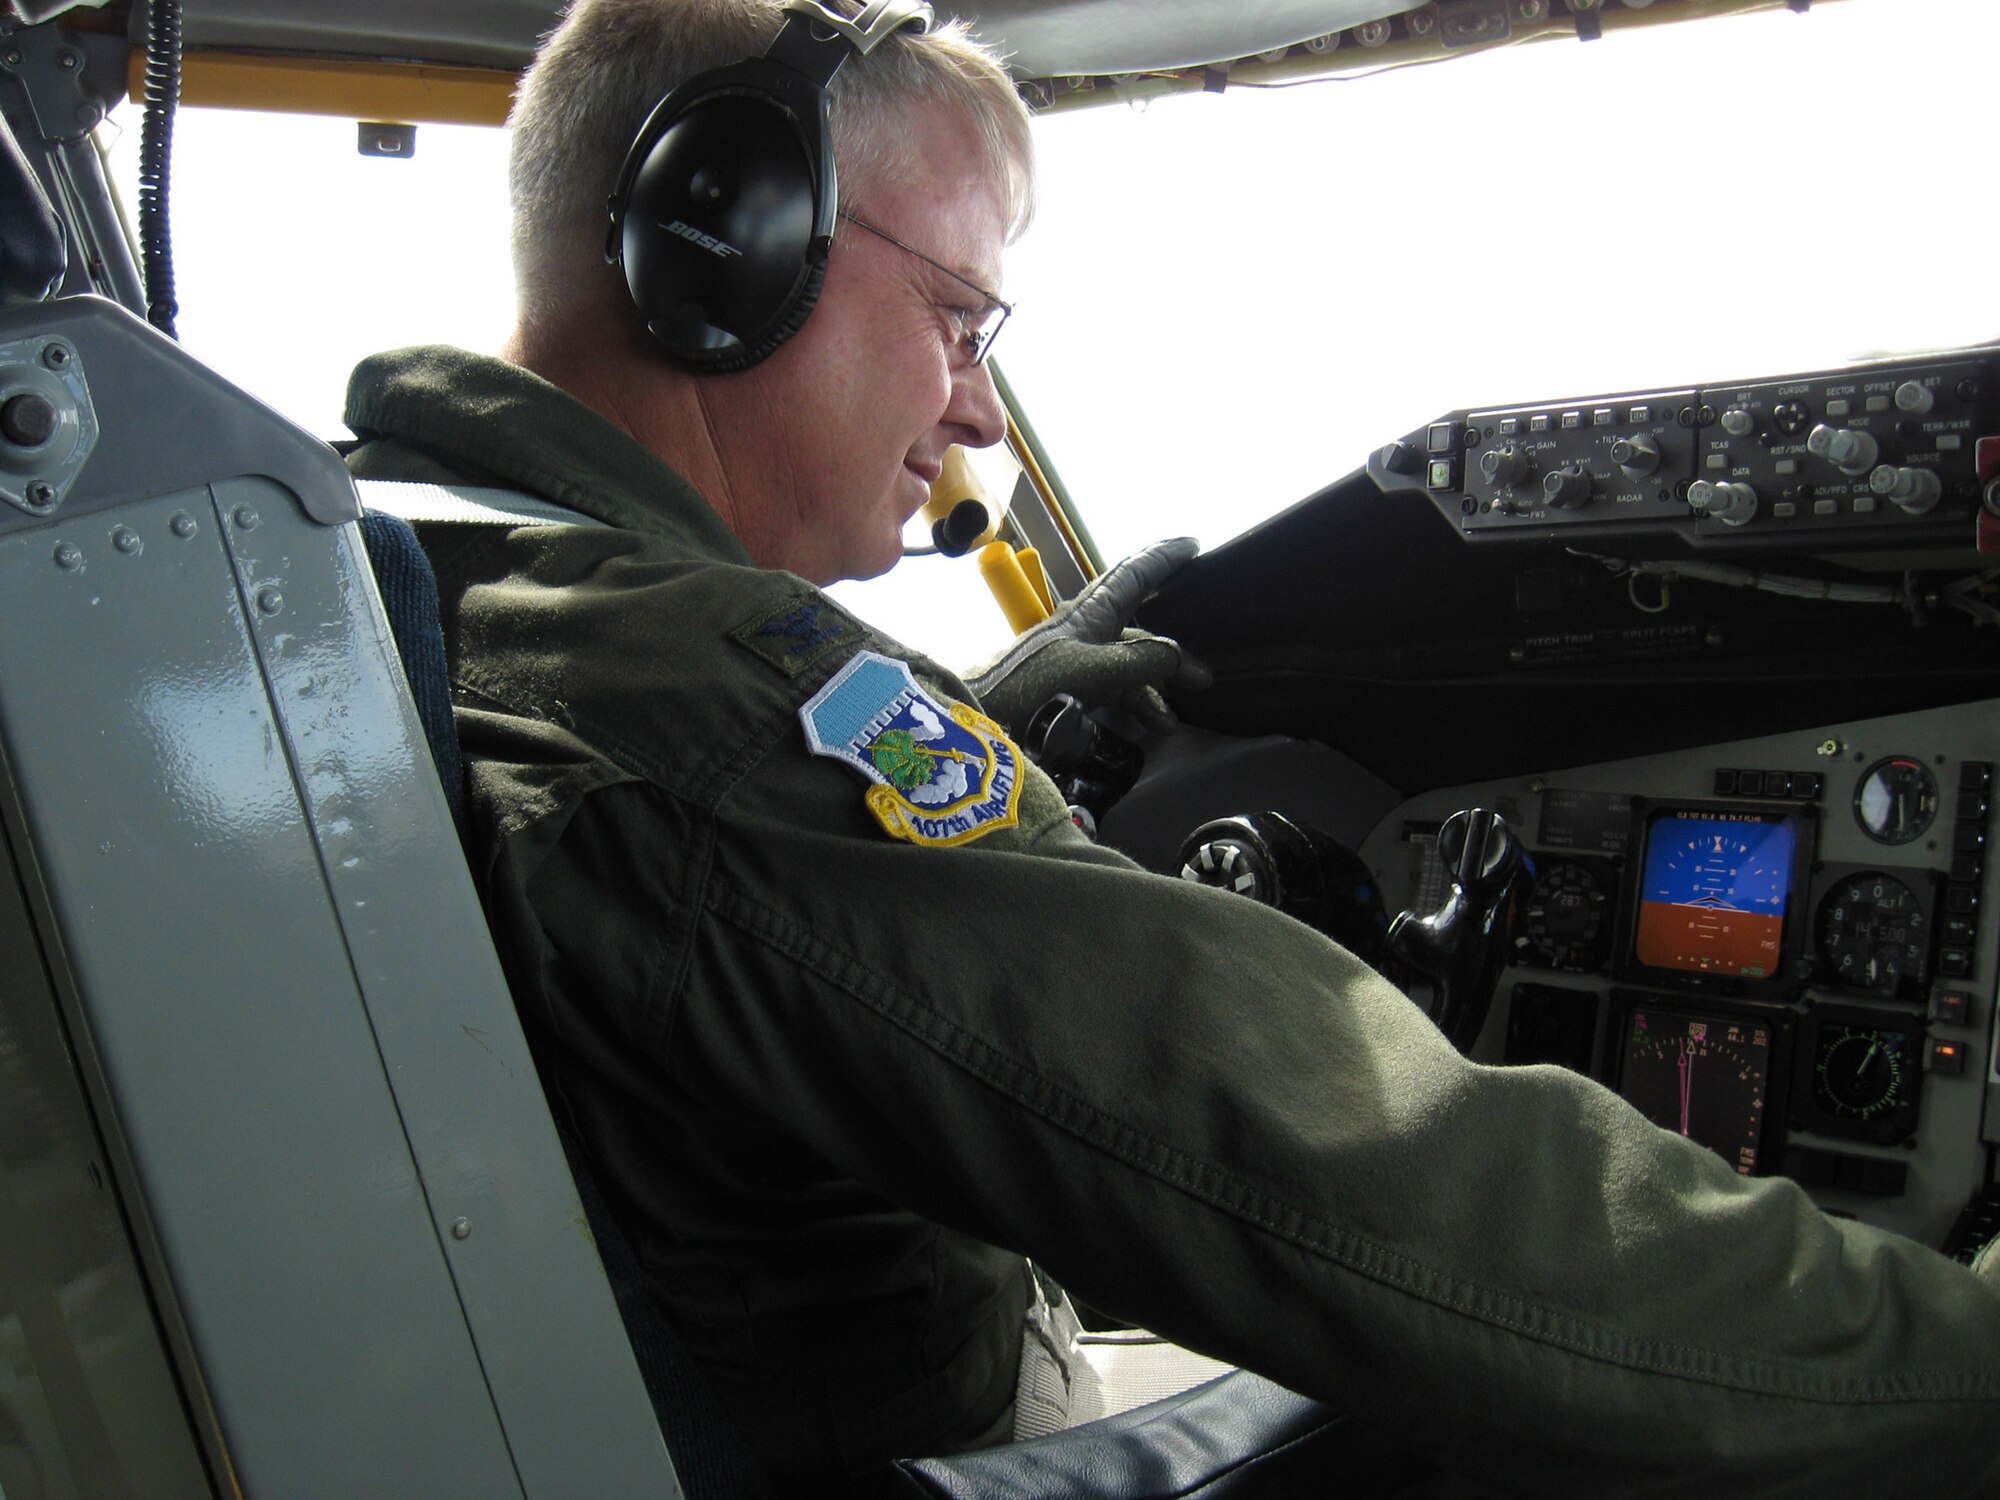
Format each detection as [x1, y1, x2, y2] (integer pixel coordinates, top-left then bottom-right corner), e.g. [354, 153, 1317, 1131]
[771, 0, 936, 82]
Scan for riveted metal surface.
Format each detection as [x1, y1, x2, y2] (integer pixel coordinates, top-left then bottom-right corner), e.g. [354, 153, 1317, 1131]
[0, 300, 358, 530]
[219, 475, 676, 1495]
[0, 482, 526, 1497]
[0, 301, 673, 1496]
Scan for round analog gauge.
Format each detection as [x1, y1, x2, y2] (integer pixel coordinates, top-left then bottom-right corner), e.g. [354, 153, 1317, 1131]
[1814, 872, 1930, 995]
[1519, 860, 1611, 970]
[1812, 1024, 1914, 1123]
[1853, 756, 1939, 845]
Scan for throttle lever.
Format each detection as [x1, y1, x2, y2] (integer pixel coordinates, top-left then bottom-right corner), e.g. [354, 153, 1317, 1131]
[1386, 808, 1531, 1053]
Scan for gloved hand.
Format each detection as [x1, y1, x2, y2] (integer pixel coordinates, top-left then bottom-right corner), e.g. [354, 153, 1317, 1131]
[966, 537, 1212, 737]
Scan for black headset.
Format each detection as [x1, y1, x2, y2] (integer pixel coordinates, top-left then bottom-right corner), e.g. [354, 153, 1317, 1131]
[605, 0, 935, 372]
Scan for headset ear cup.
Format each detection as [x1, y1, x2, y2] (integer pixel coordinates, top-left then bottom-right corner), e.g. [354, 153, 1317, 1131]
[683, 253, 828, 374]
[610, 47, 842, 371]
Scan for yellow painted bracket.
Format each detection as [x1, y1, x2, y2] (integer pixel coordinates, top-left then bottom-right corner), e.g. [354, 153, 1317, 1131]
[134, 51, 517, 126]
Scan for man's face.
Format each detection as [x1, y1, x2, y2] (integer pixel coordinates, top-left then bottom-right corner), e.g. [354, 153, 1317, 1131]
[698, 103, 1011, 584]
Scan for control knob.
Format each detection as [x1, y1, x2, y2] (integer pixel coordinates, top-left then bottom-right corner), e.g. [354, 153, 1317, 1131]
[1869, 464, 1942, 515]
[1542, 465, 1592, 510]
[1719, 408, 1756, 438]
[1806, 423, 1880, 476]
[1687, 479, 1758, 526]
[1893, 381, 1935, 416]
[0, 393, 58, 449]
[1610, 434, 1660, 478]
[1479, 442, 1530, 487]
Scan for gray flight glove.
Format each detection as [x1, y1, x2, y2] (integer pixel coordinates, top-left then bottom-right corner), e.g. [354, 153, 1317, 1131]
[966, 537, 1212, 738]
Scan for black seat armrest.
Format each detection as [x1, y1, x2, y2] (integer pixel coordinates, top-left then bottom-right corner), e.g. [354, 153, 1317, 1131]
[886, 1371, 1434, 1499]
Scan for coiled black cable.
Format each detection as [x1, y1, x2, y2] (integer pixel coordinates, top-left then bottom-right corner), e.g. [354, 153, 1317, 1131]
[137, 0, 182, 338]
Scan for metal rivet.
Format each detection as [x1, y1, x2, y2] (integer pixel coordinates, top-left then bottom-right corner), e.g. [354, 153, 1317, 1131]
[1409, 8, 1436, 34]
[2, 50, 21, 67]
[170, 511, 196, 538]
[53, 542, 82, 570]
[233, 505, 259, 530]
[26, 481, 56, 508]
[112, 526, 142, 555]
[57, 49, 78, 68]
[255, 587, 284, 615]
[451, 1217, 472, 1240]
[41, 342, 70, 369]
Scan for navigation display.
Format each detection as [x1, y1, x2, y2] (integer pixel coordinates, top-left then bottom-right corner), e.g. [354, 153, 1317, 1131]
[1617, 1004, 1774, 1175]
[1632, 807, 1799, 979]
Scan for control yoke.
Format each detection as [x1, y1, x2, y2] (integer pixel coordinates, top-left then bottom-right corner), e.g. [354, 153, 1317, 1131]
[1386, 808, 1528, 1054]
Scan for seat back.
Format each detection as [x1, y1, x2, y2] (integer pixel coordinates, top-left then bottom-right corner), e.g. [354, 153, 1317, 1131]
[357, 478, 777, 1500]
[0, 291, 678, 1497]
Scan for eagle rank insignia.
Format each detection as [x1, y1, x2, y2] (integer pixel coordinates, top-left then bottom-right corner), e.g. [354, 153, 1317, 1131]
[801, 650, 1023, 848]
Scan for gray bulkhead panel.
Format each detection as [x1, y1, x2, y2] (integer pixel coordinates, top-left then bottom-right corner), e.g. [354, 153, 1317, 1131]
[0, 804, 213, 1499]
[0, 297, 674, 1496]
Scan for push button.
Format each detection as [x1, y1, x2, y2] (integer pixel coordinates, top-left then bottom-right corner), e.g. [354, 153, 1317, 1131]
[1927, 1038, 1970, 1075]
[1931, 990, 1973, 1026]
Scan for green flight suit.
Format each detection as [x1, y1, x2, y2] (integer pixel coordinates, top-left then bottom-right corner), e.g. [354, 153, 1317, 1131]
[346, 346, 2000, 1498]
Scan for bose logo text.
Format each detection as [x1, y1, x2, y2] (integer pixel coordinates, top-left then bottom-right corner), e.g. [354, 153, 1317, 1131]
[664, 220, 743, 259]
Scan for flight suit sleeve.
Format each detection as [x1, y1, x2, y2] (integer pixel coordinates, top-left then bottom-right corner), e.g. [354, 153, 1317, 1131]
[663, 666, 2000, 1498]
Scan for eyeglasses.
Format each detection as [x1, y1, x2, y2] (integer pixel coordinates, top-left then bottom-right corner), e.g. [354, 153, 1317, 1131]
[838, 210, 1013, 366]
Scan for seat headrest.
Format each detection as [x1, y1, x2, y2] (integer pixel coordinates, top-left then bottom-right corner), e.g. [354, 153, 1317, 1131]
[0, 113, 66, 304]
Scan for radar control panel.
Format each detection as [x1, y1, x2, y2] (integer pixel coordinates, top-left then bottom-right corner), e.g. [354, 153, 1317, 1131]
[1367, 349, 2000, 554]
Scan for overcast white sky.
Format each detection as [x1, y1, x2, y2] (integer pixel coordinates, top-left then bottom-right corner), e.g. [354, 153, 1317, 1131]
[109, 0, 2000, 667]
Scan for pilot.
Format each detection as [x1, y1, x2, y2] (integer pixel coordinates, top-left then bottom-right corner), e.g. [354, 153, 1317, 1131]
[343, 0, 2000, 1494]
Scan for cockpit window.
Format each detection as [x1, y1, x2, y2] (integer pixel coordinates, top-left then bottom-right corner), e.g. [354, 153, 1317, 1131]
[998, 0, 2000, 563]
[99, 0, 2000, 668]
[100, 105, 514, 438]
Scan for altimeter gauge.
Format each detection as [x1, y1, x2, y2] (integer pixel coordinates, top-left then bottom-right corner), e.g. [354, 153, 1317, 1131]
[1813, 870, 1934, 998]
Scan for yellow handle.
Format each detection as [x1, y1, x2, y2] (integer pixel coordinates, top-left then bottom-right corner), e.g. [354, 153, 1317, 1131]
[978, 541, 1053, 633]
[1014, 547, 1055, 615]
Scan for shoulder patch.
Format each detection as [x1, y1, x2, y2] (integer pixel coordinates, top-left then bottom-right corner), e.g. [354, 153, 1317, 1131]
[801, 650, 1022, 848]
[730, 593, 868, 676]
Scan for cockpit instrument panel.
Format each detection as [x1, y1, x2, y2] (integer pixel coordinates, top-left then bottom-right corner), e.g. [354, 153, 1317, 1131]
[1359, 701, 1996, 1254]
[1792, 1006, 1924, 1146]
[1614, 1002, 1777, 1177]
[1853, 756, 1940, 846]
[1515, 857, 1614, 972]
[1618, 803, 1814, 997]
[1811, 865, 1938, 1001]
